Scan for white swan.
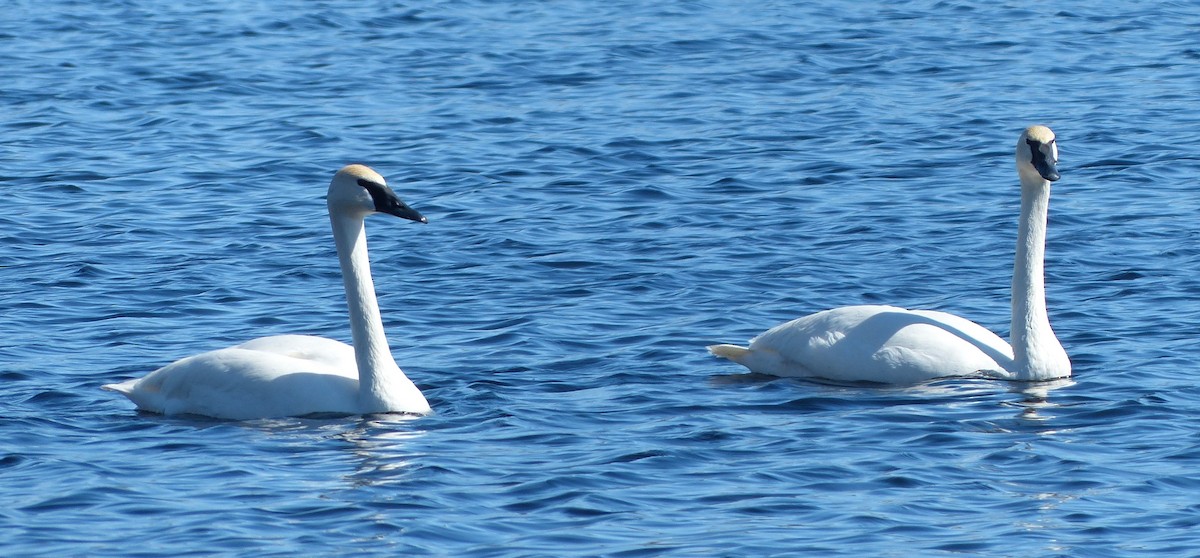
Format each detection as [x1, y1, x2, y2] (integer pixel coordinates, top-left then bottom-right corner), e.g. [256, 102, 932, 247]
[103, 164, 433, 419]
[708, 125, 1070, 383]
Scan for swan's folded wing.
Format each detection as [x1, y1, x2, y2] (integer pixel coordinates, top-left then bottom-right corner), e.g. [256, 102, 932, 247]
[112, 346, 359, 419]
[749, 305, 1014, 383]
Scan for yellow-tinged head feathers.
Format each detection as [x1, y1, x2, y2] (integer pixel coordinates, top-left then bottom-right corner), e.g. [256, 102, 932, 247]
[1023, 125, 1055, 144]
[335, 164, 386, 185]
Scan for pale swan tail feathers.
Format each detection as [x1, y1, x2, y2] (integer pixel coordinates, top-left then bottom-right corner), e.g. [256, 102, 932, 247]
[102, 378, 162, 414]
[707, 344, 788, 375]
[101, 379, 137, 395]
[103, 375, 172, 412]
[708, 344, 751, 362]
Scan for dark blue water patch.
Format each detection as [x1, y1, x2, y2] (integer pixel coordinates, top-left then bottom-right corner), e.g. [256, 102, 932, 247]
[0, 454, 27, 469]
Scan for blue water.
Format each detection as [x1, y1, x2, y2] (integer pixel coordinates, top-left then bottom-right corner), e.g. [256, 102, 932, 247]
[3, 0, 1200, 555]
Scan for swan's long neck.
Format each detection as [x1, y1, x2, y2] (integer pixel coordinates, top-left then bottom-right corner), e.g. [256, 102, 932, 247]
[329, 210, 421, 409]
[1010, 175, 1069, 380]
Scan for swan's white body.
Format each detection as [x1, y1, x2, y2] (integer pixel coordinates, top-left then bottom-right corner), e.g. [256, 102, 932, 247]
[709, 126, 1070, 383]
[104, 165, 432, 419]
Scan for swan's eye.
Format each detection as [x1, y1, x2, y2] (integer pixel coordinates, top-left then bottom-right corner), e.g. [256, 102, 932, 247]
[357, 178, 386, 190]
[356, 178, 392, 209]
[1025, 138, 1057, 161]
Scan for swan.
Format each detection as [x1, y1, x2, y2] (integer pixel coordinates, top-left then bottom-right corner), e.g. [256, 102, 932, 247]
[103, 164, 433, 419]
[708, 125, 1070, 383]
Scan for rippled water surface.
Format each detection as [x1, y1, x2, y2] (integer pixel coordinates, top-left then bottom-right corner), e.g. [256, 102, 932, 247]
[4, 1, 1200, 556]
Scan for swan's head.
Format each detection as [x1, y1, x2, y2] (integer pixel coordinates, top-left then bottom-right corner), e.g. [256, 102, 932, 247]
[327, 164, 427, 223]
[1016, 125, 1059, 184]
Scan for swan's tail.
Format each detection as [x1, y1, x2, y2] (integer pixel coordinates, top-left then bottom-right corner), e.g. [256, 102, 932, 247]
[708, 343, 792, 376]
[708, 344, 752, 364]
[101, 379, 137, 395]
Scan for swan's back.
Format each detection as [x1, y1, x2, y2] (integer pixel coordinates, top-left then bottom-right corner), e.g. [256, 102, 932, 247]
[236, 334, 358, 370]
[732, 305, 1015, 383]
